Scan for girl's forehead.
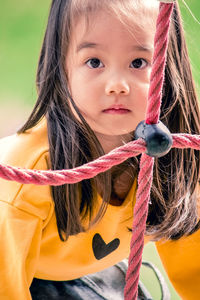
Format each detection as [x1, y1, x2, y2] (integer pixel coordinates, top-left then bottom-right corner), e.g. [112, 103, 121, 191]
[70, 4, 159, 44]
[70, 0, 159, 27]
[71, 0, 159, 30]
[67, 10, 157, 59]
[71, 0, 159, 14]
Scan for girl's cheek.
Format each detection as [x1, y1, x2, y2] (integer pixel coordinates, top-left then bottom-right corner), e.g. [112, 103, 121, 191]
[142, 69, 152, 83]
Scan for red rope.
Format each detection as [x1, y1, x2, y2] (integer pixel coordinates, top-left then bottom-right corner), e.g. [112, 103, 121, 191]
[125, 154, 154, 299]
[0, 2, 199, 300]
[124, 3, 174, 299]
[146, 3, 173, 125]
[0, 139, 146, 185]
[0, 134, 199, 186]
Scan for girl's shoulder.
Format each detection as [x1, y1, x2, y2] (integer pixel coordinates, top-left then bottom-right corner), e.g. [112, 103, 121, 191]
[196, 182, 200, 217]
[0, 117, 48, 165]
[0, 118, 53, 223]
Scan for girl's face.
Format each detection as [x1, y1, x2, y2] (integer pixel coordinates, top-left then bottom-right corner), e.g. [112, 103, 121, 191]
[66, 6, 158, 152]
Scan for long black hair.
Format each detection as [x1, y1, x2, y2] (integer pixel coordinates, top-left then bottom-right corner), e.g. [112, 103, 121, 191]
[19, 0, 200, 241]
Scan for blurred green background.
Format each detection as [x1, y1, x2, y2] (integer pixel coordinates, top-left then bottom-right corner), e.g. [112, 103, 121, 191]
[0, 1, 200, 299]
[0, 0, 200, 137]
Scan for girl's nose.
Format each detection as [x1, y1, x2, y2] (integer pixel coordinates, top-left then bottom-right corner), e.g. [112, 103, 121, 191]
[105, 77, 130, 95]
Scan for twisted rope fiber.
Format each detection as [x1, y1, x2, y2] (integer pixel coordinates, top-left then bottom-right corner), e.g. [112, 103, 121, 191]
[125, 154, 154, 298]
[0, 135, 200, 185]
[0, 2, 200, 300]
[0, 139, 146, 185]
[146, 3, 173, 125]
[124, 3, 174, 299]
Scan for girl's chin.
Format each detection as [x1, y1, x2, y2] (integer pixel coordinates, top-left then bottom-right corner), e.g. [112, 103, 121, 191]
[93, 130, 134, 154]
[94, 129, 134, 141]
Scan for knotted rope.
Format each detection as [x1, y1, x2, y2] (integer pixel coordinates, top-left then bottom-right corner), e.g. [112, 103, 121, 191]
[0, 1, 199, 299]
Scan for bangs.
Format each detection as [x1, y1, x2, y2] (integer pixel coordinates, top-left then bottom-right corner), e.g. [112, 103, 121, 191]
[69, 0, 159, 33]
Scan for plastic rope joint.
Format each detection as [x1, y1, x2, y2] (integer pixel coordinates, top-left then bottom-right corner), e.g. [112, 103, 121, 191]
[135, 121, 173, 157]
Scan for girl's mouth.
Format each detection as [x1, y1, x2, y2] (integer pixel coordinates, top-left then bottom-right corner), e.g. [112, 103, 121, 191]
[103, 108, 131, 114]
[103, 106, 131, 114]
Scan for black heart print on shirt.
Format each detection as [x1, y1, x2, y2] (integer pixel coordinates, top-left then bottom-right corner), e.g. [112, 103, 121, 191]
[92, 233, 120, 260]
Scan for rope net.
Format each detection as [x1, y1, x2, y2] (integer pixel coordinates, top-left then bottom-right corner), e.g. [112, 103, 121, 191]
[0, 1, 199, 300]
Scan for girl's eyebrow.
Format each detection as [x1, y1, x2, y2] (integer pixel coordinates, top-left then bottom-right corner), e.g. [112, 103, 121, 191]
[76, 42, 98, 52]
[76, 41, 153, 53]
[133, 45, 153, 53]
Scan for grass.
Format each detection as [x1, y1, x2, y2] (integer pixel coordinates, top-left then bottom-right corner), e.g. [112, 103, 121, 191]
[179, 0, 200, 95]
[0, 0, 49, 105]
[142, 243, 181, 299]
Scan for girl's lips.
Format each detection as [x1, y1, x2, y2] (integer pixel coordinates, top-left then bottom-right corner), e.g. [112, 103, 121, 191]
[103, 108, 131, 114]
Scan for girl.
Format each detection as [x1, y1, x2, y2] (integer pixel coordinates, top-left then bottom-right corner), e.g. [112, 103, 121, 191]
[0, 0, 200, 299]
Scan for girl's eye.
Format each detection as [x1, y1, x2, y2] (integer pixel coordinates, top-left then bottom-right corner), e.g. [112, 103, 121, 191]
[86, 58, 104, 69]
[130, 58, 148, 69]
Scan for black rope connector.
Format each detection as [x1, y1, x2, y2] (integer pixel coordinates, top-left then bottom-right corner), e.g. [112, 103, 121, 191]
[135, 121, 173, 157]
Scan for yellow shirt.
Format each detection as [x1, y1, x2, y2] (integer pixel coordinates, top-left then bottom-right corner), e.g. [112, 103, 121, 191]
[0, 120, 137, 300]
[0, 119, 199, 300]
